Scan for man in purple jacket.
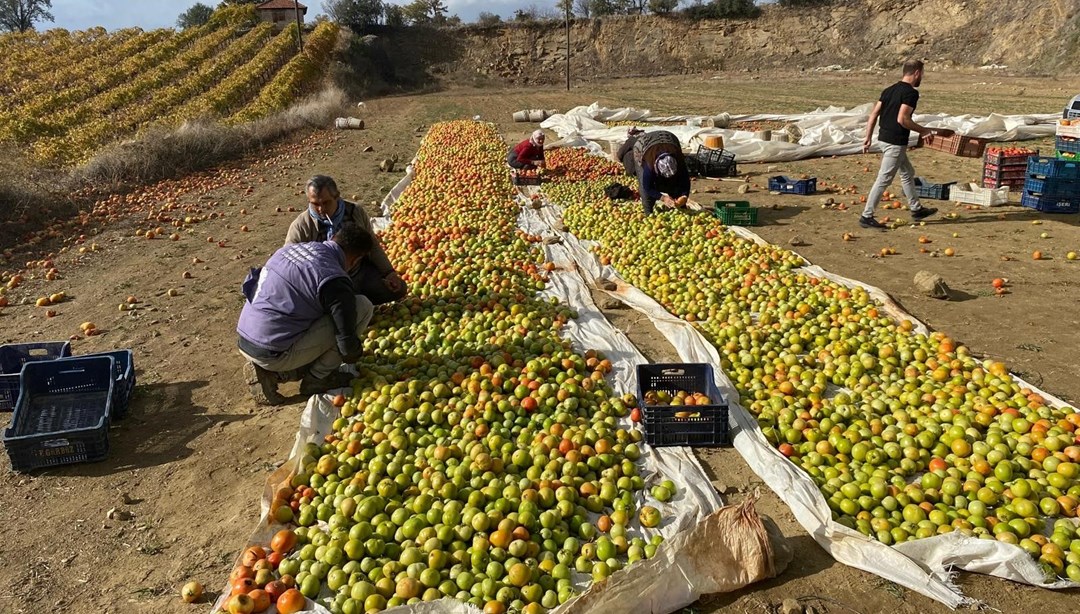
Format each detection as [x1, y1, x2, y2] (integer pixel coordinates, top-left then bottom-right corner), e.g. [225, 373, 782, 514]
[237, 224, 375, 405]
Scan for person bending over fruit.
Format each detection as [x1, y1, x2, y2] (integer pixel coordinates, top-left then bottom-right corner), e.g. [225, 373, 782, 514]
[286, 175, 406, 306]
[237, 223, 373, 405]
[622, 130, 690, 216]
[507, 130, 547, 172]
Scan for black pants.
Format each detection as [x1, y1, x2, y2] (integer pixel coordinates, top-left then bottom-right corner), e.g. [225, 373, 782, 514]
[350, 260, 406, 305]
[507, 150, 536, 171]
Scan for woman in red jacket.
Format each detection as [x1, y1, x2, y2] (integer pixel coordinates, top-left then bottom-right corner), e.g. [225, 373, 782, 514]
[507, 130, 546, 171]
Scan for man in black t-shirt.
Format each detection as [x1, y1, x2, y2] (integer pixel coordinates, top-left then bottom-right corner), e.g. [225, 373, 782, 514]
[859, 60, 954, 228]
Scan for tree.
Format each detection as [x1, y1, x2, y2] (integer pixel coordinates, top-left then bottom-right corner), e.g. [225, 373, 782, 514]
[383, 3, 405, 26]
[648, 0, 678, 13]
[680, 0, 759, 18]
[476, 11, 501, 25]
[588, 0, 620, 16]
[401, 0, 429, 24]
[556, 0, 573, 15]
[177, 2, 214, 29]
[423, 0, 448, 21]
[0, 0, 53, 33]
[323, 0, 384, 29]
[573, 0, 590, 17]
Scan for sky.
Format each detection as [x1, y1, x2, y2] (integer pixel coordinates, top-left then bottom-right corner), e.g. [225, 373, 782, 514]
[47, 0, 548, 30]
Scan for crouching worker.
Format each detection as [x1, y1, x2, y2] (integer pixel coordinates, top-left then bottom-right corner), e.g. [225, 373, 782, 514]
[615, 126, 645, 176]
[237, 224, 375, 405]
[287, 175, 406, 306]
[632, 130, 690, 216]
[507, 130, 546, 171]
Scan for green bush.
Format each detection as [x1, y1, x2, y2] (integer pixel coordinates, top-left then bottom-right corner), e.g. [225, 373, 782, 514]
[778, 0, 833, 6]
[681, 0, 760, 19]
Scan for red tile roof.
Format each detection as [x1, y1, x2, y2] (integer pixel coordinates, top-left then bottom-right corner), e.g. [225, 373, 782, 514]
[256, 0, 308, 11]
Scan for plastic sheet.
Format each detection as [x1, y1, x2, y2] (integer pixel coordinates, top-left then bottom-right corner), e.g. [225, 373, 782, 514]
[541, 103, 1059, 164]
[524, 192, 1080, 608]
[213, 146, 782, 613]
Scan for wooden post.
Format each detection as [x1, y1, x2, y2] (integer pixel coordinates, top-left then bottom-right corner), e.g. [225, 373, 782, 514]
[564, 9, 570, 91]
[294, 1, 304, 52]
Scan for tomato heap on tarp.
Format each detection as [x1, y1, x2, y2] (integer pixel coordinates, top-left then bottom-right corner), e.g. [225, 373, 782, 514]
[548, 173, 1080, 583]
[222, 123, 672, 614]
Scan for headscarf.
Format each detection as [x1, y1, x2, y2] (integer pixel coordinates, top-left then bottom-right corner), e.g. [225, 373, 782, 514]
[530, 130, 545, 145]
[655, 153, 677, 178]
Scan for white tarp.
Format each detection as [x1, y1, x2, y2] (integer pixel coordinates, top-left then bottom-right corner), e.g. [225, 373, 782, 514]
[541, 103, 1059, 164]
[523, 190, 1079, 608]
[214, 152, 783, 614]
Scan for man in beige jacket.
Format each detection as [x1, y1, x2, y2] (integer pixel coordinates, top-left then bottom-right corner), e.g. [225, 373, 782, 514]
[285, 175, 406, 305]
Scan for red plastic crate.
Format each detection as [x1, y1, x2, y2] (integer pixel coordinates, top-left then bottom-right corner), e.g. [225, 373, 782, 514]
[924, 133, 988, 158]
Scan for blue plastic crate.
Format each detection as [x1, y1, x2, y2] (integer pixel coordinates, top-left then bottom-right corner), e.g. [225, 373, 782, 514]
[1027, 156, 1080, 181]
[80, 350, 135, 419]
[636, 363, 730, 447]
[1056, 136, 1080, 154]
[0, 341, 72, 411]
[1023, 176, 1080, 199]
[1021, 191, 1079, 214]
[914, 178, 956, 200]
[768, 175, 817, 195]
[3, 355, 114, 472]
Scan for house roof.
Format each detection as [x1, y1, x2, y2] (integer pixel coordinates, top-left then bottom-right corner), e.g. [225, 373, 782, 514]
[256, 0, 308, 11]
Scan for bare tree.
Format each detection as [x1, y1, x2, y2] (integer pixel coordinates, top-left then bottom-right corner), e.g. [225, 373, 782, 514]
[573, 0, 591, 16]
[0, 0, 53, 33]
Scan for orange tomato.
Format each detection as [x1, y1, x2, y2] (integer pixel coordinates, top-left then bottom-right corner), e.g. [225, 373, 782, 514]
[276, 589, 305, 614]
[248, 589, 271, 613]
[270, 529, 297, 555]
[231, 577, 257, 596]
[241, 546, 266, 568]
[229, 566, 254, 583]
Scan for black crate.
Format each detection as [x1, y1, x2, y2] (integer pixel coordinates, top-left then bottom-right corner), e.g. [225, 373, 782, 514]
[693, 146, 737, 178]
[511, 174, 543, 186]
[768, 175, 817, 195]
[3, 356, 115, 472]
[914, 178, 957, 200]
[81, 350, 135, 419]
[636, 363, 730, 447]
[0, 341, 72, 411]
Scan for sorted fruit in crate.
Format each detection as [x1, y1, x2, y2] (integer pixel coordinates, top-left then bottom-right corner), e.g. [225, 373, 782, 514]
[643, 389, 713, 406]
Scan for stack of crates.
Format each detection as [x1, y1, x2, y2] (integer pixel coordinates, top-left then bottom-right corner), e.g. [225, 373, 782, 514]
[982, 146, 1037, 190]
[1021, 156, 1080, 214]
[1057, 120, 1080, 162]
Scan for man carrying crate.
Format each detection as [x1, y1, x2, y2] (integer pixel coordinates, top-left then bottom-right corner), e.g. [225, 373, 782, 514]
[860, 59, 953, 228]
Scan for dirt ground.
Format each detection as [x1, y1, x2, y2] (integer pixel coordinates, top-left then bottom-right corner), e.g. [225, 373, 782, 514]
[1, 70, 1079, 613]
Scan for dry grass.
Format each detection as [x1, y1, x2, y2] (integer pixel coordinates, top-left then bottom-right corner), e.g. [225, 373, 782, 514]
[76, 87, 350, 188]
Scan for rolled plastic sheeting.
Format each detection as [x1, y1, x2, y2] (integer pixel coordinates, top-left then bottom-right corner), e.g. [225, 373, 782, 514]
[334, 117, 364, 129]
[541, 102, 1059, 164]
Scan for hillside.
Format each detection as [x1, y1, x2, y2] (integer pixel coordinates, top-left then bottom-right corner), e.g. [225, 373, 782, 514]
[372, 0, 1080, 85]
[0, 6, 339, 167]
